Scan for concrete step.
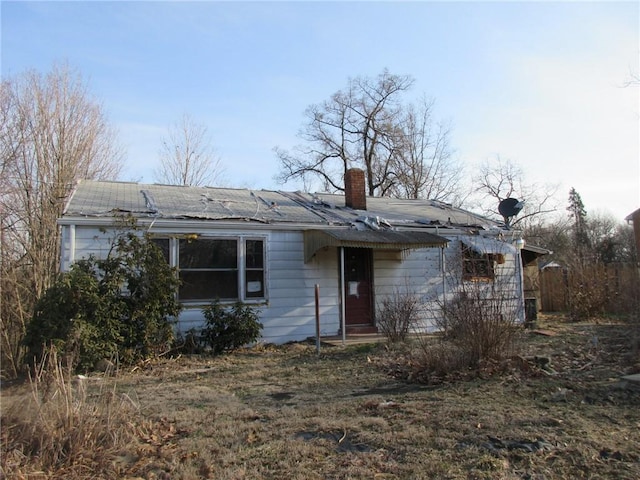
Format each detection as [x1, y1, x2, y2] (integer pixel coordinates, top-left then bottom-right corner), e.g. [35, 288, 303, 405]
[345, 325, 379, 335]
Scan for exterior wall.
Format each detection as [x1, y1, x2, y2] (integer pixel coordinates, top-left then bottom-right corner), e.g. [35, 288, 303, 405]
[59, 224, 342, 344]
[177, 230, 341, 343]
[59, 224, 524, 344]
[250, 231, 341, 343]
[372, 247, 445, 332]
[442, 238, 522, 323]
[371, 237, 523, 333]
[60, 224, 122, 270]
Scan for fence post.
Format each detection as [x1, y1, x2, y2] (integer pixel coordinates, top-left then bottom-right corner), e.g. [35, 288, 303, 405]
[315, 284, 320, 356]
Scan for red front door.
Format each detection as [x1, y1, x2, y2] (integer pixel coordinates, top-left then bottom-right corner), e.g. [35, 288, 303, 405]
[344, 248, 373, 326]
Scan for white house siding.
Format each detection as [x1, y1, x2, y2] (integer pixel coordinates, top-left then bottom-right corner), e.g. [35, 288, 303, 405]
[371, 236, 524, 333]
[163, 229, 343, 343]
[59, 224, 343, 344]
[372, 247, 445, 333]
[58, 224, 525, 344]
[442, 237, 523, 324]
[60, 224, 120, 270]
[257, 230, 340, 343]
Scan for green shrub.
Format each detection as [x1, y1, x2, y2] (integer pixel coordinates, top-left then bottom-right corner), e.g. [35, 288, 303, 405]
[201, 301, 263, 355]
[24, 220, 182, 371]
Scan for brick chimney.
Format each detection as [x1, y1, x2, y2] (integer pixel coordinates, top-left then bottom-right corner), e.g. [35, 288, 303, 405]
[345, 168, 366, 210]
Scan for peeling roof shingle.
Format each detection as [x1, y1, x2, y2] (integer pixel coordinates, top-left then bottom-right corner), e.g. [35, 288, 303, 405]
[63, 180, 501, 230]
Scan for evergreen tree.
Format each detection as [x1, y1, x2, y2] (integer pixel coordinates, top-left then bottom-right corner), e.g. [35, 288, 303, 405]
[567, 187, 590, 262]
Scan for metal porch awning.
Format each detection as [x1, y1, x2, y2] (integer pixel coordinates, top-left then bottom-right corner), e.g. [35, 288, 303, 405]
[304, 228, 449, 262]
[521, 244, 551, 266]
[460, 236, 516, 257]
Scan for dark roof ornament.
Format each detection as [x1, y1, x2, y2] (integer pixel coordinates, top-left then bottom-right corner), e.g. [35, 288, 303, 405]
[498, 198, 524, 229]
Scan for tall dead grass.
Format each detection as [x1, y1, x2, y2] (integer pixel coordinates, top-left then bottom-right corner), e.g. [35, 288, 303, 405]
[1, 347, 140, 478]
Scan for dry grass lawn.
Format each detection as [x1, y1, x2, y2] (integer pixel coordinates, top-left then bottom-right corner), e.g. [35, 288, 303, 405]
[2, 315, 640, 479]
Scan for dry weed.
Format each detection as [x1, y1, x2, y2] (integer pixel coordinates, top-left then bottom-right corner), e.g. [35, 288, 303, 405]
[2, 319, 639, 479]
[1, 347, 140, 478]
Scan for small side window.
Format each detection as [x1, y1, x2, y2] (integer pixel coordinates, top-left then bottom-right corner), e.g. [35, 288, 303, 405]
[462, 246, 495, 281]
[245, 239, 265, 298]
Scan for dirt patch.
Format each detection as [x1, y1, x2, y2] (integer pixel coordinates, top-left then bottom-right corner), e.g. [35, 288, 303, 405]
[350, 382, 433, 396]
[2, 317, 640, 479]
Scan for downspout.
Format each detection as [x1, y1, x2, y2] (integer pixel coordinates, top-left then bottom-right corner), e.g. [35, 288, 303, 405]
[514, 238, 526, 323]
[441, 244, 447, 331]
[68, 224, 76, 272]
[340, 246, 346, 345]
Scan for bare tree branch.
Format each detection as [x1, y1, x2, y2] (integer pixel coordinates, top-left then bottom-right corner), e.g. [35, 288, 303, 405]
[388, 96, 463, 203]
[275, 70, 462, 203]
[472, 155, 559, 228]
[154, 113, 225, 187]
[1, 62, 123, 374]
[275, 69, 413, 195]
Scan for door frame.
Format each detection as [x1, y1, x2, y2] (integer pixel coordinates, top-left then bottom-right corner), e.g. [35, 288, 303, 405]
[339, 247, 374, 332]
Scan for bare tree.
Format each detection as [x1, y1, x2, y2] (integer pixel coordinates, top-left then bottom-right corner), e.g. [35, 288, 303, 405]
[275, 69, 414, 196]
[0, 62, 123, 376]
[622, 68, 640, 87]
[154, 114, 225, 187]
[583, 211, 636, 264]
[523, 216, 573, 264]
[389, 97, 465, 204]
[473, 156, 559, 229]
[525, 203, 636, 267]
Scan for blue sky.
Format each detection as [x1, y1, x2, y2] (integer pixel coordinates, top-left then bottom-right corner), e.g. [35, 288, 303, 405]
[2, 1, 638, 221]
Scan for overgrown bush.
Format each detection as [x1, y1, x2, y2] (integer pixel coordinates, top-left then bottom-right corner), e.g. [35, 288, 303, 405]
[407, 287, 521, 384]
[566, 264, 609, 321]
[24, 219, 182, 371]
[201, 300, 263, 354]
[438, 291, 520, 367]
[376, 287, 421, 343]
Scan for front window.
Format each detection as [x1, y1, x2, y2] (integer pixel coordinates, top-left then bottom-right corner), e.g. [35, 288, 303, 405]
[179, 238, 238, 301]
[152, 236, 266, 302]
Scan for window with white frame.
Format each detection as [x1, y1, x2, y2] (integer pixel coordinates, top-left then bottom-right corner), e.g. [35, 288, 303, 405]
[151, 236, 266, 302]
[244, 239, 265, 298]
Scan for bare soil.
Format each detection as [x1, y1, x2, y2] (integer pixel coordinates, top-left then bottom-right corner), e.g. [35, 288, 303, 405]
[3, 315, 640, 479]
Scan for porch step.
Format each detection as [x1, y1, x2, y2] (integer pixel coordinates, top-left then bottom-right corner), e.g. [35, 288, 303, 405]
[345, 325, 379, 335]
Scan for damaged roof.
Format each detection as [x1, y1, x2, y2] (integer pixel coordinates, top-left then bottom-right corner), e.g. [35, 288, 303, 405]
[63, 181, 324, 224]
[62, 180, 502, 230]
[298, 192, 495, 229]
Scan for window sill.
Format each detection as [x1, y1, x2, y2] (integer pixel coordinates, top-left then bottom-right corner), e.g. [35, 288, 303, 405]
[181, 299, 268, 308]
[462, 276, 495, 283]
